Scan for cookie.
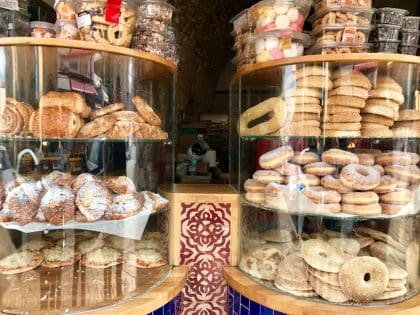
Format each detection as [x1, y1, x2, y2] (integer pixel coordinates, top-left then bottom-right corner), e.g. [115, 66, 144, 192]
[375, 76, 403, 94]
[76, 181, 112, 222]
[0, 250, 43, 274]
[362, 114, 394, 127]
[81, 247, 124, 268]
[77, 114, 116, 138]
[333, 71, 372, 90]
[366, 99, 399, 114]
[104, 176, 136, 194]
[324, 112, 362, 123]
[288, 104, 321, 114]
[90, 103, 125, 120]
[20, 239, 52, 252]
[132, 96, 162, 127]
[285, 87, 322, 98]
[362, 104, 396, 120]
[284, 96, 321, 105]
[324, 105, 361, 114]
[370, 88, 405, 105]
[41, 245, 81, 268]
[362, 128, 394, 138]
[323, 122, 361, 131]
[327, 95, 366, 107]
[107, 235, 135, 252]
[397, 109, 420, 122]
[329, 86, 369, 100]
[294, 76, 333, 90]
[126, 248, 167, 268]
[295, 66, 331, 80]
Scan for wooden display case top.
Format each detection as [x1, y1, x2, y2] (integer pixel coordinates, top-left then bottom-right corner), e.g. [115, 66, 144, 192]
[223, 267, 420, 315]
[0, 37, 177, 74]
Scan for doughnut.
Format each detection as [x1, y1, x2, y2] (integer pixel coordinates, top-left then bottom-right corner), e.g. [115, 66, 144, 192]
[380, 203, 406, 215]
[370, 88, 404, 105]
[362, 104, 396, 120]
[301, 239, 347, 273]
[304, 162, 336, 176]
[385, 165, 420, 184]
[328, 238, 360, 256]
[376, 151, 416, 166]
[259, 146, 294, 169]
[321, 175, 352, 193]
[333, 71, 372, 90]
[362, 114, 394, 127]
[342, 192, 379, 205]
[339, 256, 389, 303]
[265, 183, 288, 210]
[373, 164, 385, 176]
[322, 149, 359, 166]
[315, 203, 342, 213]
[329, 86, 369, 100]
[292, 151, 320, 165]
[323, 130, 361, 137]
[303, 186, 341, 204]
[253, 170, 283, 184]
[245, 192, 266, 204]
[379, 188, 413, 205]
[373, 176, 397, 194]
[285, 174, 320, 187]
[356, 153, 375, 166]
[324, 112, 362, 123]
[323, 122, 361, 131]
[244, 179, 266, 193]
[239, 97, 285, 136]
[342, 203, 382, 216]
[340, 164, 381, 191]
[398, 109, 420, 122]
[276, 163, 301, 176]
[327, 95, 366, 108]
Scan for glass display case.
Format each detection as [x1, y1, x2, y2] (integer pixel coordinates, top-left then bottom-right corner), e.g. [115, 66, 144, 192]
[0, 39, 175, 313]
[230, 54, 419, 306]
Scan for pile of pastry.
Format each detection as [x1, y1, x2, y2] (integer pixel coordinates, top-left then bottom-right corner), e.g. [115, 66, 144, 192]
[240, 226, 418, 304]
[0, 92, 168, 140]
[0, 230, 167, 274]
[0, 171, 169, 226]
[244, 145, 419, 217]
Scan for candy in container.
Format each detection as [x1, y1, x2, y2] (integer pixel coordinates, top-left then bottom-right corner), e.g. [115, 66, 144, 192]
[138, 0, 176, 23]
[55, 20, 80, 39]
[403, 16, 420, 31]
[55, 1, 77, 21]
[401, 29, 420, 46]
[374, 24, 401, 41]
[251, 0, 312, 34]
[399, 44, 418, 55]
[30, 21, 56, 38]
[375, 8, 408, 26]
[311, 25, 371, 45]
[373, 40, 400, 53]
[309, 7, 373, 28]
[314, 0, 372, 11]
[306, 42, 372, 54]
[255, 30, 310, 62]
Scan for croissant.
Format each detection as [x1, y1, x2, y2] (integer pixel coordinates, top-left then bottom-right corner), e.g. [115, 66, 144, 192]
[40, 91, 91, 118]
[0, 101, 23, 136]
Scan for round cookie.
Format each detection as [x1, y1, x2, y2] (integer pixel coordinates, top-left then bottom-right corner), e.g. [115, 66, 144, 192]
[362, 114, 394, 127]
[329, 86, 369, 100]
[398, 109, 420, 122]
[323, 130, 361, 137]
[324, 112, 362, 123]
[327, 95, 366, 108]
[323, 122, 361, 131]
[285, 87, 322, 98]
[370, 88, 404, 105]
[333, 71, 372, 90]
[0, 250, 43, 274]
[295, 66, 330, 80]
[295, 76, 333, 90]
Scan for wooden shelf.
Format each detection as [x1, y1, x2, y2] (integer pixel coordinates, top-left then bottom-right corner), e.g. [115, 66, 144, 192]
[224, 267, 420, 315]
[231, 53, 420, 83]
[0, 37, 176, 74]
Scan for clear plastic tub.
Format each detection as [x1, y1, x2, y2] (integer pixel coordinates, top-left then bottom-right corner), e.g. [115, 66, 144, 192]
[74, 0, 136, 47]
[230, 9, 255, 33]
[250, 0, 312, 34]
[311, 25, 371, 45]
[132, 28, 166, 44]
[309, 7, 373, 28]
[375, 7, 408, 26]
[30, 21, 56, 38]
[55, 20, 80, 39]
[132, 39, 168, 57]
[135, 17, 168, 34]
[234, 33, 256, 59]
[373, 40, 400, 53]
[138, 0, 175, 23]
[374, 24, 401, 41]
[306, 42, 372, 54]
[255, 29, 310, 62]
[314, 0, 372, 11]
[403, 16, 420, 30]
[399, 44, 418, 55]
[401, 29, 420, 46]
[54, 0, 77, 21]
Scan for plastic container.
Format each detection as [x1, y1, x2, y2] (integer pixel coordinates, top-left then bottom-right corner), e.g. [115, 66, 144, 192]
[74, 0, 136, 47]
[255, 30, 309, 62]
[373, 40, 400, 53]
[250, 0, 312, 34]
[165, 25, 176, 42]
[135, 17, 168, 34]
[401, 29, 420, 46]
[375, 7, 408, 26]
[1, 9, 29, 37]
[403, 16, 420, 30]
[399, 44, 418, 55]
[314, 0, 372, 11]
[54, 0, 77, 21]
[132, 28, 166, 44]
[132, 39, 168, 57]
[309, 7, 373, 28]
[230, 9, 255, 33]
[306, 42, 372, 54]
[55, 20, 80, 39]
[138, 0, 175, 23]
[311, 25, 371, 45]
[374, 24, 401, 41]
[30, 21, 56, 38]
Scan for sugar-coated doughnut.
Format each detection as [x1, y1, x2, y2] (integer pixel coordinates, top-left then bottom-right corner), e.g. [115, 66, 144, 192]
[276, 163, 302, 176]
[339, 256, 389, 303]
[259, 146, 294, 169]
[285, 174, 320, 187]
[292, 151, 320, 165]
[373, 176, 397, 194]
[373, 164, 385, 176]
[380, 203, 406, 215]
[265, 183, 288, 210]
[245, 192, 266, 204]
[340, 164, 381, 191]
[395, 179, 410, 188]
[302, 239, 347, 273]
[308, 273, 349, 303]
[342, 192, 379, 205]
[357, 153, 375, 166]
[322, 149, 359, 166]
[379, 188, 413, 205]
[302, 186, 341, 204]
[304, 162, 336, 176]
[342, 203, 382, 216]
[244, 179, 266, 193]
[253, 170, 283, 184]
[385, 165, 420, 184]
[321, 175, 352, 193]
[328, 238, 361, 256]
[376, 151, 418, 166]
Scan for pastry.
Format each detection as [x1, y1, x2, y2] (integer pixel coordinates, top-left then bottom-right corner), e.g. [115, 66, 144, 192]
[77, 236, 105, 255]
[81, 247, 124, 268]
[105, 193, 143, 220]
[132, 96, 162, 127]
[90, 103, 125, 120]
[142, 191, 169, 210]
[41, 171, 73, 189]
[113, 110, 145, 123]
[39, 186, 76, 225]
[76, 181, 112, 222]
[77, 114, 116, 138]
[40, 91, 91, 118]
[72, 173, 98, 192]
[104, 176, 136, 194]
[127, 248, 167, 268]
[0, 101, 24, 136]
[41, 245, 81, 268]
[0, 250, 43, 274]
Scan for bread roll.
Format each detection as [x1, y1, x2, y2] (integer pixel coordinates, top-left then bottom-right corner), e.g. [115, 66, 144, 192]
[40, 92, 91, 118]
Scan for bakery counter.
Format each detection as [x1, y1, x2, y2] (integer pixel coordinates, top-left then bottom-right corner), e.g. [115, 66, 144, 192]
[224, 267, 420, 315]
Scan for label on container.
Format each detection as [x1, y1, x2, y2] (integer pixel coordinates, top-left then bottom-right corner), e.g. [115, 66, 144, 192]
[281, 37, 292, 49]
[342, 26, 357, 44]
[0, 0, 18, 11]
[77, 11, 92, 28]
[105, 0, 122, 24]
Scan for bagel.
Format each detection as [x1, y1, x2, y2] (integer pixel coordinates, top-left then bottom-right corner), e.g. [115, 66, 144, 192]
[369, 242, 406, 263]
[301, 239, 347, 273]
[324, 105, 361, 113]
[324, 112, 362, 123]
[277, 126, 321, 137]
[342, 192, 379, 205]
[373, 176, 397, 194]
[366, 98, 399, 114]
[295, 76, 333, 90]
[287, 112, 320, 122]
[239, 97, 285, 136]
[284, 96, 321, 105]
[275, 254, 310, 285]
[287, 104, 322, 114]
[329, 86, 369, 100]
[362, 128, 394, 138]
[307, 264, 340, 287]
[285, 87, 322, 98]
[323, 130, 361, 137]
[342, 203, 382, 216]
[321, 175, 352, 193]
[327, 96, 366, 108]
[375, 286, 407, 300]
[339, 256, 389, 303]
[361, 123, 392, 131]
[308, 273, 349, 303]
[340, 164, 381, 191]
[303, 186, 341, 204]
[253, 170, 283, 184]
[322, 149, 359, 166]
[282, 120, 320, 128]
[323, 122, 361, 131]
[292, 151, 320, 165]
[295, 66, 330, 80]
[259, 146, 294, 169]
[392, 127, 420, 138]
[370, 88, 405, 105]
[354, 227, 406, 253]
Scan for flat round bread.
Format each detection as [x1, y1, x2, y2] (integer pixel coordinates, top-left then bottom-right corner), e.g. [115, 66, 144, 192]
[0, 250, 43, 274]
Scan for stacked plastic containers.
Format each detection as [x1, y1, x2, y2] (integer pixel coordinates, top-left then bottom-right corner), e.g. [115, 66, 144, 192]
[54, 0, 79, 40]
[230, 9, 256, 68]
[307, 0, 374, 54]
[250, 0, 312, 63]
[0, 8, 29, 37]
[371, 8, 408, 53]
[400, 16, 419, 55]
[132, 0, 178, 64]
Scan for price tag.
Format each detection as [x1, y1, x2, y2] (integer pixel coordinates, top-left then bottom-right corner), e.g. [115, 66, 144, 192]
[105, 0, 122, 24]
[0, 0, 18, 11]
[342, 26, 357, 44]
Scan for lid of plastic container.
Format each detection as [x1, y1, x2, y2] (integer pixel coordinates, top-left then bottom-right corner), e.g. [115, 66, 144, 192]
[230, 8, 255, 28]
[250, 0, 313, 18]
[306, 42, 372, 54]
[29, 21, 55, 30]
[310, 24, 372, 38]
[256, 29, 312, 48]
[404, 16, 420, 20]
[308, 6, 374, 25]
[375, 23, 401, 29]
[375, 7, 409, 15]
[372, 39, 401, 43]
[139, 0, 176, 11]
[401, 28, 420, 34]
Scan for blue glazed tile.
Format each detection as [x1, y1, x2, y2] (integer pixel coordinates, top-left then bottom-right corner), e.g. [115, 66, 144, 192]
[260, 305, 274, 315]
[153, 307, 163, 315]
[240, 305, 250, 315]
[250, 300, 260, 315]
[228, 304, 234, 315]
[274, 311, 285, 315]
[241, 295, 250, 309]
[234, 290, 240, 313]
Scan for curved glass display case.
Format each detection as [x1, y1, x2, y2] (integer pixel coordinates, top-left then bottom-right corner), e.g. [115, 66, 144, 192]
[230, 54, 419, 306]
[0, 39, 174, 313]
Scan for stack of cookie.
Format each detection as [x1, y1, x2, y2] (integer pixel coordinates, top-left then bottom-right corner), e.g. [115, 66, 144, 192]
[375, 262, 409, 301]
[392, 109, 420, 138]
[323, 70, 371, 137]
[281, 65, 332, 137]
[362, 76, 404, 137]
